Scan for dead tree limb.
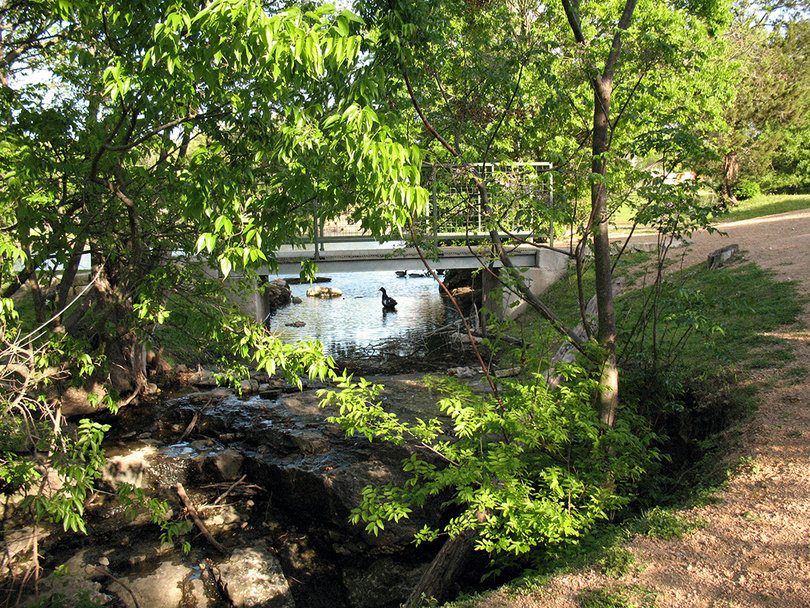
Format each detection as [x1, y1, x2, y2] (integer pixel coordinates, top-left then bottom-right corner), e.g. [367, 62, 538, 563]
[175, 483, 226, 554]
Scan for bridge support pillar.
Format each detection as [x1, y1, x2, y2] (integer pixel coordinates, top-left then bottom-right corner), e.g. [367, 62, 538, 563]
[500, 249, 571, 319]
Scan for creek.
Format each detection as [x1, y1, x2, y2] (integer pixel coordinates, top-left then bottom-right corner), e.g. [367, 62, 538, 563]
[7, 271, 486, 607]
[269, 270, 451, 360]
[12, 279, 487, 607]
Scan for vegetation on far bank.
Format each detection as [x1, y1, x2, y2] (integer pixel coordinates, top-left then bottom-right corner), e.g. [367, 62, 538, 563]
[611, 193, 810, 230]
[443, 250, 807, 607]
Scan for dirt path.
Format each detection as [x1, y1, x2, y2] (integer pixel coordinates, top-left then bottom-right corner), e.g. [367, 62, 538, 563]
[472, 209, 810, 608]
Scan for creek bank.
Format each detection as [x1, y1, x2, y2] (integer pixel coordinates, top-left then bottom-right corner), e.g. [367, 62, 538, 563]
[11, 367, 494, 608]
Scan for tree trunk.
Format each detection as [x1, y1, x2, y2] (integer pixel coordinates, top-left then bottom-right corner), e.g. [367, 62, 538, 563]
[721, 151, 739, 206]
[591, 76, 619, 428]
[85, 256, 148, 397]
[404, 529, 477, 608]
[56, 236, 86, 316]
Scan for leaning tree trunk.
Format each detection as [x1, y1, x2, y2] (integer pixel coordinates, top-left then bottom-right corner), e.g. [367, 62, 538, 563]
[404, 528, 478, 608]
[84, 258, 148, 397]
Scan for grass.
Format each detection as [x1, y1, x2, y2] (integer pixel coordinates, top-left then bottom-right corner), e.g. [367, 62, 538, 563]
[785, 366, 810, 384]
[609, 193, 810, 230]
[635, 507, 703, 540]
[596, 547, 639, 578]
[715, 194, 810, 224]
[523, 257, 805, 373]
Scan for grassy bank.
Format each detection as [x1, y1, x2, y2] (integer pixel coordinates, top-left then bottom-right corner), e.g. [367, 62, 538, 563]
[714, 193, 810, 223]
[610, 193, 810, 229]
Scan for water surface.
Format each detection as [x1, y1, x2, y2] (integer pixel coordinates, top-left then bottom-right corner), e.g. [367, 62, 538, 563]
[269, 271, 451, 359]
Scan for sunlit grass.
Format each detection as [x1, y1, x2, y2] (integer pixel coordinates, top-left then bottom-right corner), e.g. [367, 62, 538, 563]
[714, 194, 810, 223]
[609, 193, 810, 230]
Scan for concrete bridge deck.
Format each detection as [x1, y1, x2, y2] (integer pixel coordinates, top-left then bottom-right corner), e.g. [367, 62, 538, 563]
[268, 244, 548, 275]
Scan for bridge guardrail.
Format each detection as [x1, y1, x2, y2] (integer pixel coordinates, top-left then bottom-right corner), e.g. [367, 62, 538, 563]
[308, 162, 555, 250]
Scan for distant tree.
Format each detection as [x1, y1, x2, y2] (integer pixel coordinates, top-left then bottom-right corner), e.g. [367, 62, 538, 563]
[719, 3, 810, 198]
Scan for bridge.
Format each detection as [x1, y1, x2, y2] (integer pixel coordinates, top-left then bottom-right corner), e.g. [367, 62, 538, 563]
[269, 243, 552, 274]
[242, 242, 571, 324]
[240, 160, 570, 321]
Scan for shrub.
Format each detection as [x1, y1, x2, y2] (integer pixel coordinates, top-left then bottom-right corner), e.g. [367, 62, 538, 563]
[320, 356, 663, 558]
[734, 180, 761, 200]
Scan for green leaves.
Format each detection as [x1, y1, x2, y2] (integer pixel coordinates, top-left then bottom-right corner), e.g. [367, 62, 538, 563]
[321, 364, 660, 555]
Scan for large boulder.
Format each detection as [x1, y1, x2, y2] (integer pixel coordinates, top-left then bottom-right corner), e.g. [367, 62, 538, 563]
[217, 542, 294, 608]
[264, 279, 292, 311]
[52, 381, 108, 417]
[108, 562, 199, 608]
[306, 286, 342, 298]
[166, 384, 444, 550]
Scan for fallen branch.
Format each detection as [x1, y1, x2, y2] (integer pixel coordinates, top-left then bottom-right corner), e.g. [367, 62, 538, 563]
[175, 483, 226, 554]
[179, 399, 214, 442]
[178, 411, 199, 442]
[213, 474, 247, 506]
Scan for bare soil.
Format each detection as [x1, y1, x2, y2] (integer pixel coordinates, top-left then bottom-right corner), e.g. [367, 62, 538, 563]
[468, 209, 810, 608]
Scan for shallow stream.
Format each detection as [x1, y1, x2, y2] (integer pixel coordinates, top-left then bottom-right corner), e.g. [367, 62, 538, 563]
[268, 271, 454, 360]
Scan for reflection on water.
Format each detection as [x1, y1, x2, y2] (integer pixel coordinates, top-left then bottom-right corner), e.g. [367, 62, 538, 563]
[269, 271, 452, 359]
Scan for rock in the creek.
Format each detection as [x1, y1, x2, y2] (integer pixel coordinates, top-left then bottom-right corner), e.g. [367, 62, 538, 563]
[185, 387, 232, 405]
[263, 279, 292, 311]
[101, 446, 156, 490]
[290, 429, 330, 455]
[447, 366, 478, 378]
[285, 320, 306, 327]
[188, 367, 218, 388]
[239, 378, 259, 395]
[306, 286, 342, 298]
[108, 562, 193, 608]
[211, 448, 244, 481]
[31, 550, 111, 607]
[217, 543, 294, 608]
[259, 386, 283, 400]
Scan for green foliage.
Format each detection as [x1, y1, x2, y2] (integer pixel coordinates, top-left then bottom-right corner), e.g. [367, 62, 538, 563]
[21, 419, 110, 535]
[320, 360, 662, 556]
[596, 547, 638, 578]
[733, 180, 761, 200]
[636, 506, 701, 540]
[117, 484, 193, 553]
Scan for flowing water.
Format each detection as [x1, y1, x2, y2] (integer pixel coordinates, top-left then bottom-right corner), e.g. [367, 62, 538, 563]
[268, 270, 454, 360]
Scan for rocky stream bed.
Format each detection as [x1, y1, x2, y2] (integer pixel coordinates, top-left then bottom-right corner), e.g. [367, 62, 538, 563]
[7, 366, 493, 608]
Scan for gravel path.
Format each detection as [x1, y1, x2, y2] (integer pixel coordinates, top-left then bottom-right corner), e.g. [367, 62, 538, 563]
[470, 209, 810, 608]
